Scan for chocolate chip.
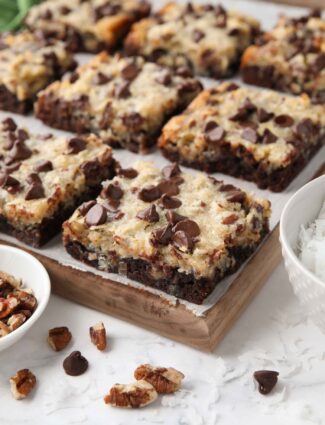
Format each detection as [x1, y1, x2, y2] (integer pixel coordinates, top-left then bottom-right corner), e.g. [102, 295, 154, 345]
[155, 70, 172, 86]
[159, 194, 182, 209]
[253, 370, 279, 395]
[122, 112, 144, 129]
[114, 81, 131, 99]
[3, 132, 16, 151]
[225, 83, 239, 92]
[67, 137, 86, 154]
[117, 168, 138, 179]
[2, 118, 17, 132]
[256, 108, 274, 123]
[4, 162, 21, 174]
[100, 102, 114, 129]
[165, 210, 186, 225]
[311, 53, 325, 73]
[192, 29, 205, 42]
[205, 124, 225, 143]
[121, 62, 139, 81]
[25, 183, 45, 200]
[0, 175, 20, 190]
[151, 224, 173, 246]
[106, 209, 124, 222]
[102, 198, 120, 211]
[219, 184, 237, 192]
[261, 128, 277, 144]
[295, 118, 318, 140]
[172, 231, 194, 252]
[162, 163, 181, 179]
[222, 214, 239, 225]
[138, 185, 161, 202]
[78, 200, 96, 216]
[85, 204, 107, 226]
[136, 205, 159, 223]
[228, 28, 241, 36]
[274, 114, 294, 128]
[94, 72, 111, 85]
[227, 190, 246, 203]
[81, 160, 101, 183]
[157, 180, 180, 196]
[177, 80, 203, 95]
[175, 67, 194, 78]
[17, 129, 29, 142]
[173, 219, 200, 237]
[26, 173, 41, 185]
[63, 351, 88, 376]
[101, 183, 124, 200]
[242, 128, 258, 143]
[230, 98, 256, 121]
[60, 6, 71, 15]
[6, 140, 32, 163]
[34, 160, 53, 172]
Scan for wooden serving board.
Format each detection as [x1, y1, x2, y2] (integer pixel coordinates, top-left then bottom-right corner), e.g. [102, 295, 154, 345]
[268, 0, 325, 9]
[2, 164, 324, 352]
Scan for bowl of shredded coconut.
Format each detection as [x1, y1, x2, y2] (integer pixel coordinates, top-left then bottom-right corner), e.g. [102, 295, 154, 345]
[280, 175, 325, 332]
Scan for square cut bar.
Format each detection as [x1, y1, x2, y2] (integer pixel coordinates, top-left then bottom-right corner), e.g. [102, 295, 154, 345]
[35, 53, 203, 153]
[124, 2, 260, 79]
[241, 11, 325, 103]
[25, 0, 151, 53]
[63, 161, 270, 304]
[159, 82, 325, 192]
[0, 118, 117, 247]
[0, 31, 76, 114]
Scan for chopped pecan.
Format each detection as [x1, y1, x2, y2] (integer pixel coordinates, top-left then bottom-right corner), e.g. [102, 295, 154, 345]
[89, 321, 107, 351]
[10, 369, 36, 400]
[0, 320, 10, 336]
[48, 326, 72, 351]
[104, 380, 157, 408]
[134, 364, 184, 394]
[0, 297, 19, 319]
[8, 290, 37, 312]
[7, 312, 28, 331]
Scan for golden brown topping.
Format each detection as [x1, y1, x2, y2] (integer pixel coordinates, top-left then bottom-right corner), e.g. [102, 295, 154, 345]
[104, 380, 157, 408]
[10, 369, 36, 400]
[89, 321, 107, 351]
[134, 364, 184, 394]
[48, 326, 72, 351]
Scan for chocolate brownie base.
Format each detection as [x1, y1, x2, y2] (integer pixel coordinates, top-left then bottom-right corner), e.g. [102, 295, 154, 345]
[0, 160, 117, 248]
[65, 227, 269, 304]
[161, 137, 323, 193]
[0, 85, 32, 115]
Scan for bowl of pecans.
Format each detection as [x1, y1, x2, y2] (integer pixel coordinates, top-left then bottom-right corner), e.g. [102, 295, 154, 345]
[0, 245, 51, 351]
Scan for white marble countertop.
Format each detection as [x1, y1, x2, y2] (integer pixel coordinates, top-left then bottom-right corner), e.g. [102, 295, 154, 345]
[1, 263, 325, 425]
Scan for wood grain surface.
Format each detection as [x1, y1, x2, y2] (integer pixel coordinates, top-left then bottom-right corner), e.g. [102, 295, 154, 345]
[268, 0, 324, 9]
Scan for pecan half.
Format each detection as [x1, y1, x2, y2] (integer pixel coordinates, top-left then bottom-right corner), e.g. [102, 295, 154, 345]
[89, 321, 107, 351]
[134, 364, 184, 394]
[48, 326, 72, 351]
[104, 380, 157, 408]
[10, 369, 36, 400]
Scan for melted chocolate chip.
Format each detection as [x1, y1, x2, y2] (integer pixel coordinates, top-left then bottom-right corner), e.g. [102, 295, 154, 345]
[25, 183, 45, 200]
[242, 128, 258, 143]
[172, 231, 194, 252]
[63, 351, 88, 376]
[165, 210, 186, 225]
[67, 137, 86, 154]
[192, 29, 205, 42]
[151, 224, 173, 246]
[117, 167, 138, 179]
[256, 108, 274, 123]
[2, 118, 17, 132]
[95, 72, 111, 85]
[253, 370, 279, 395]
[295, 118, 318, 140]
[78, 200, 96, 216]
[102, 183, 124, 200]
[274, 114, 294, 128]
[177, 80, 203, 96]
[136, 205, 159, 223]
[173, 219, 200, 237]
[227, 190, 246, 203]
[81, 160, 101, 183]
[159, 194, 182, 209]
[6, 140, 32, 164]
[162, 163, 181, 179]
[261, 128, 277, 144]
[122, 112, 144, 129]
[138, 185, 161, 202]
[85, 204, 107, 226]
[157, 180, 180, 196]
[115, 81, 131, 99]
[121, 62, 139, 81]
[34, 160, 53, 173]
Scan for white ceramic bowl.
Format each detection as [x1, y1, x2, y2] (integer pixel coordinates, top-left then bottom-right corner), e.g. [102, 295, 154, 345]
[0, 245, 51, 351]
[280, 175, 325, 332]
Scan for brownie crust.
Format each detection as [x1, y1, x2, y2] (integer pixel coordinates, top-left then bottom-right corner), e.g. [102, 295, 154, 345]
[65, 225, 269, 304]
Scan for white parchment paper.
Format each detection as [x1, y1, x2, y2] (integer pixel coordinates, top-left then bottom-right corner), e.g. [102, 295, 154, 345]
[0, 0, 323, 316]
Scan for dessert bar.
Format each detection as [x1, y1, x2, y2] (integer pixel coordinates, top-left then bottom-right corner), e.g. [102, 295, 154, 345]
[0, 31, 76, 114]
[159, 83, 325, 192]
[241, 11, 325, 103]
[25, 0, 151, 53]
[63, 161, 270, 304]
[35, 53, 202, 153]
[124, 2, 260, 78]
[0, 118, 116, 247]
